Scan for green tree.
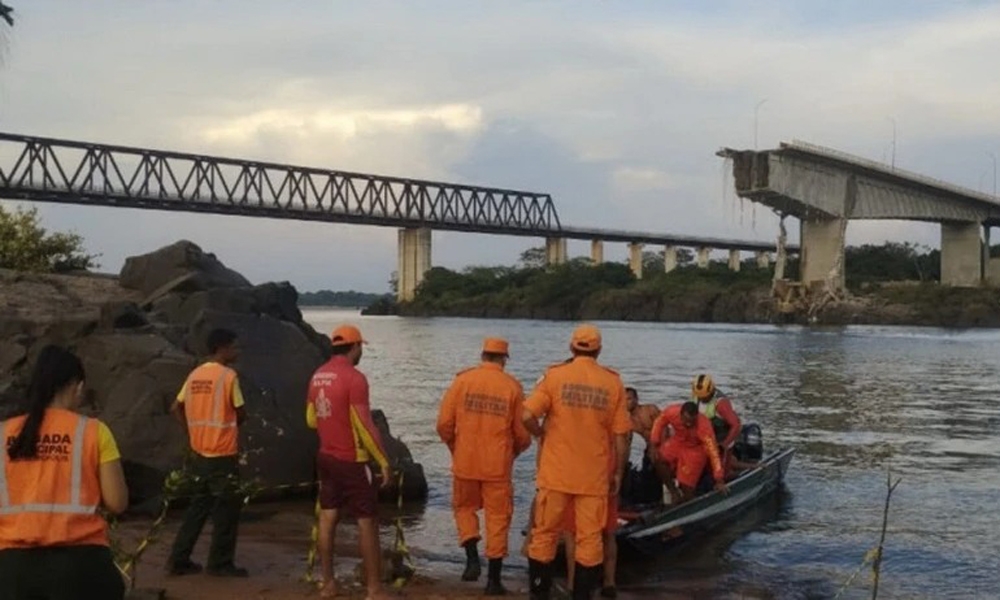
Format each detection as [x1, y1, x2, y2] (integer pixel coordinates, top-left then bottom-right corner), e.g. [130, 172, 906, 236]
[0, 204, 99, 272]
[518, 246, 546, 269]
[1, 2, 13, 27]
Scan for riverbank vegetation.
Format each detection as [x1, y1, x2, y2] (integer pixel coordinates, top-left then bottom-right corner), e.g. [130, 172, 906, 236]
[0, 204, 99, 272]
[298, 289, 390, 307]
[363, 242, 1000, 327]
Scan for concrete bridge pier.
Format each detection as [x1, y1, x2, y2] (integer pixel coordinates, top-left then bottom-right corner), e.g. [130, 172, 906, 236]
[755, 251, 771, 269]
[545, 237, 567, 266]
[800, 216, 846, 290]
[664, 245, 678, 273]
[590, 240, 604, 264]
[397, 227, 432, 302]
[696, 247, 710, 268]
[728, 249, 741, 272]
[940, 221, 983, 287]
[629, 242, 644, 279]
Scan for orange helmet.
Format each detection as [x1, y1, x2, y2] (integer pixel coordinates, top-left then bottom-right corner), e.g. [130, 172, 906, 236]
[692, 374, 715, 400]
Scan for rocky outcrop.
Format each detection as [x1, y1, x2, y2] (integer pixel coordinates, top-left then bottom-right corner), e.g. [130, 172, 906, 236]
[0, 241, 428, 511]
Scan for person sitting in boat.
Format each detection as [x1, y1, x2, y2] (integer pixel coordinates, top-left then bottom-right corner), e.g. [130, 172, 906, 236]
[626, 387, 660, 450]
[648, 401, 729, 505]
[691, 374, 741, 469]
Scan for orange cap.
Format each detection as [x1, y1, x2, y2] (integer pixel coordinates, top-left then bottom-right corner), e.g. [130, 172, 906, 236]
[330, 324, 365, 347]
[570, 324, 602, 352]
[482, 337, 509, 356]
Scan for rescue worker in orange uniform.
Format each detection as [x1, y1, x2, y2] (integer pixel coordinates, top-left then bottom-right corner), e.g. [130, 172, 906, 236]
[561, 445, 619, 598]
[691, 374, 743, 475]
[166, 328, 249, 577]
[522, 324, 631, 600]
[0, 345, 129, 599]
[306, 324, 392, 600]
[649, 401, 729, 505]
[436, 337, 531, 595]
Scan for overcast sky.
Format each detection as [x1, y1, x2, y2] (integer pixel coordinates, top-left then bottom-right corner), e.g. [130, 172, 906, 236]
[2, 1, 1000, 293]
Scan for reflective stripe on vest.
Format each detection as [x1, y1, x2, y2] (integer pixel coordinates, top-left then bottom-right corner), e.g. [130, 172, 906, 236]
[186, 370, 236, 431]
[0, 416, 97, 517]
[700, 398, 718, 419]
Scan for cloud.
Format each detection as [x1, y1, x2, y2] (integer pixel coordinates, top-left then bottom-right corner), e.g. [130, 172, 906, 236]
[2, 1, 1000, 291]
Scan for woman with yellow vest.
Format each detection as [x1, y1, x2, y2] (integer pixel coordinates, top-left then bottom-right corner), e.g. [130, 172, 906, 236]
[0, 345, 129, 600]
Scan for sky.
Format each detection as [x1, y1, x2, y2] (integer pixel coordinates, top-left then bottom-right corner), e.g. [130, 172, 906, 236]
[2, 0, 1000, 293]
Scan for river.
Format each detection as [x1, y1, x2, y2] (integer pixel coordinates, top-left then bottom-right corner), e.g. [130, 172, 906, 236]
[300, 308, 1000, 599]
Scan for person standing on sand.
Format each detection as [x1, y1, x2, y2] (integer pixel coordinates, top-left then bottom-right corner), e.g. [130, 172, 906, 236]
[0, 345, 129, 599]
[166, 328, 249, 578]
[436, 337, 532, 595]
[522, 324, 631, 600]
[306, 324, 392, 599]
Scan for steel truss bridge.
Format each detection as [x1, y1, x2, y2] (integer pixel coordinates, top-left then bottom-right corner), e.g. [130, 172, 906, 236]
[0, 132, 793, 252]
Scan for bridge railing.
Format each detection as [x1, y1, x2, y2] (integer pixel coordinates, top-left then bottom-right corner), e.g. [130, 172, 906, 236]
[0, 132, 562, 232]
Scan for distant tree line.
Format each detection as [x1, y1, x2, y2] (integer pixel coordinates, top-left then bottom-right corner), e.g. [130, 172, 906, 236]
[384, 241, 1000, 321]
[299, 289, 390, 307]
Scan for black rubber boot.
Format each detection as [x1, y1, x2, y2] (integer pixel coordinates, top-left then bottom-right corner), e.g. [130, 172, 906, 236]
[484, 558, 507, 595]
[572, 564, 599, 600]
[528, 558, 552, 600]
[600, 585, 618, 598]
[461, 539, 481, 581]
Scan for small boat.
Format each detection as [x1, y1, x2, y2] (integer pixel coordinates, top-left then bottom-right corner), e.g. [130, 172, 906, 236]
[615, 442, 795, 557]
[526, 423, 794, 570]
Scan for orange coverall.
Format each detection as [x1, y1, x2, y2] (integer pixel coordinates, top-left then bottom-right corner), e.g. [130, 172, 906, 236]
[524, 357, 632, 568]
[650, 404, 725, 489]
[436, 362, 531, 559]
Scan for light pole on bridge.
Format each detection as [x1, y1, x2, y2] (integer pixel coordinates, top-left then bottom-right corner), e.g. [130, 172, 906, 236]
[754, 98, 768, 150]
[886, 117, 897, 169]
[989, 151, 997, 201]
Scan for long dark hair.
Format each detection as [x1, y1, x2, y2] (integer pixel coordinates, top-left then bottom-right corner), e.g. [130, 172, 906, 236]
[6, 345, 86, 460]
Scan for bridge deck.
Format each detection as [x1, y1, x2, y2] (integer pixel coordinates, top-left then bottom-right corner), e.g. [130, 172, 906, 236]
[0, 132, 791, 252]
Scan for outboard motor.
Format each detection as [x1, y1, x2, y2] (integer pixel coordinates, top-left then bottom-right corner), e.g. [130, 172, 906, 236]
[733, 423, 763, 461]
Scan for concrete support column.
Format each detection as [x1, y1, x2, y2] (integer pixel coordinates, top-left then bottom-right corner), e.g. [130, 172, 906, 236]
[696, 247, 710, 269]
[628, 242, 644, 279]
[590, 239, 604, 265]
[755, 251, 771, 269]
[664, 245, 678, 273]
[940, 221, 983, 287]
[545, 237, 567, 266]
[397, 227, 432, 302]
[728, 249, 741, 272]
[800, 216, 846, 290]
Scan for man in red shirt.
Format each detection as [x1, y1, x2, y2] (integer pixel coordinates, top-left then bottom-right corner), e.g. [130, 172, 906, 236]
[649, 401, 729, 505]
[306, 325, 391, 599]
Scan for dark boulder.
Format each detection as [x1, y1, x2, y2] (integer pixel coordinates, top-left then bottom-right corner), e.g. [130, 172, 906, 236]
[372, 409, 428, 503]
[119, 240, 250, 298]
[0, 242, 428, 509]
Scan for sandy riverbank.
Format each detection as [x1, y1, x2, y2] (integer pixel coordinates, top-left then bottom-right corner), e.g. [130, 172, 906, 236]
[111, 503, 724, 599]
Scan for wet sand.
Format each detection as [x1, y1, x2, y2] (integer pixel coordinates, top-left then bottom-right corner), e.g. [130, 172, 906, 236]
[113, 502, 733, 599]
[114, 504, 538, 600]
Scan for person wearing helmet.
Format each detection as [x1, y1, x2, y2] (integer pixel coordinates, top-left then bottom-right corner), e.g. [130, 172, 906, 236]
[691, 374, 742, 476]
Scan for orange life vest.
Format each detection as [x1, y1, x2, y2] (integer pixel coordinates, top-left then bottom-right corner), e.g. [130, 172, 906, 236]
[0, 408, 108, 549]
[183, 362, 239, 457]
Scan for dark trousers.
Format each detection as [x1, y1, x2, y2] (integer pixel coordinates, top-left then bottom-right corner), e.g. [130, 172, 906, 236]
[167, 453, 242, 570]
[0, 544, 124, 600]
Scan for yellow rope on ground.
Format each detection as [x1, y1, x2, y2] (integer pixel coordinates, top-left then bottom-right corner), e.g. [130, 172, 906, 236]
[304, 493, 321, 585]
[832, 547, 879, 599]
[391, 471, 416, 589]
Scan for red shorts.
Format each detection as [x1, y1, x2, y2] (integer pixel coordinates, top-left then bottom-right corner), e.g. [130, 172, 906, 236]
[317, 453, 377, 518]
[561, 495, 618, 534]
[658, 437, 708, 489]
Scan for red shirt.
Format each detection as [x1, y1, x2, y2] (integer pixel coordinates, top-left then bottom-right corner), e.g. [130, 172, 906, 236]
[306, 356, 388, 467]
